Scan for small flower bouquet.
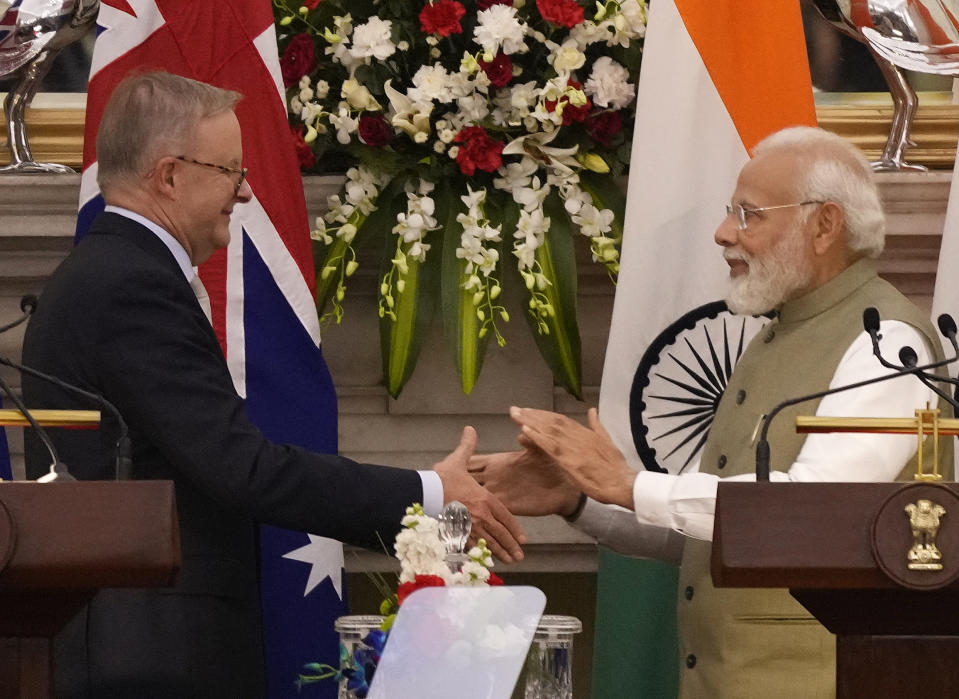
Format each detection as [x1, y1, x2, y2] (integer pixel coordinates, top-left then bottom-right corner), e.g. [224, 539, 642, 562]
[274, 0, 645, 397]
[298, 504, 502, 696]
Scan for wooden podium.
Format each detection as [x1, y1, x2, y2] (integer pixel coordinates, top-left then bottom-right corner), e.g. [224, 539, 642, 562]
[0, 481, 180, 699]
[713, 482, 959, 698]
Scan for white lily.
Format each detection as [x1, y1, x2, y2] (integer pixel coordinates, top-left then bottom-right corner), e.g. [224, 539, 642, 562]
[384, 80, 433, 141]
[502, 128, 580, 177]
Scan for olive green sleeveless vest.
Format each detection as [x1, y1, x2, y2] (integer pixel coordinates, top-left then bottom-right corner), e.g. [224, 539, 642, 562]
[677, 259, 950, 699]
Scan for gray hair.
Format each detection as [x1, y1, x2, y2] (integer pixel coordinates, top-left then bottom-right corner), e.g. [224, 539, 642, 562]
[752, 126, 885, 259]
[96, 71, 242, 194]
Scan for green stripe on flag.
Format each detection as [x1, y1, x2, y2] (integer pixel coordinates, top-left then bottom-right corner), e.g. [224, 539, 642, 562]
[591, 550, 679, 698]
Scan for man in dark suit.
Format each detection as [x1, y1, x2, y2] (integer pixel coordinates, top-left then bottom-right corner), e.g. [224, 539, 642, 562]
[22, 71, 525, 697]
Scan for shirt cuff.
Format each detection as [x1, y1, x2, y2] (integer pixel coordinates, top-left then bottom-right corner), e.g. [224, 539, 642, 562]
[633, 470, 678, 529]
[418, 471, 444, 516]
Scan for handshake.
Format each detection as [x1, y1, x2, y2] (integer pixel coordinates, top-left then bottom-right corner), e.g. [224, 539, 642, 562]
[432, 405, 636, 564]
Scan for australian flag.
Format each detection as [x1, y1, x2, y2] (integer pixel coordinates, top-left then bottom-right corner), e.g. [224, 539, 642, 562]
[78, 2, 345, 696]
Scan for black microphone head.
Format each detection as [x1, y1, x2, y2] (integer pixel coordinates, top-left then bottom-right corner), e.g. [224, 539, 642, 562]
[19, 294, 37, 315]
[863, 307, 881, 334]
[938, 313, 957, 339]
[899, 346, 918, 368]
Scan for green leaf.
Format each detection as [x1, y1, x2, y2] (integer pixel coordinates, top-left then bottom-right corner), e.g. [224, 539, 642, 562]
[379, 237, 439, 398]
[439, 182, 491, 395]
[517, 190, 583, 399]
[376, 176, 441, 397]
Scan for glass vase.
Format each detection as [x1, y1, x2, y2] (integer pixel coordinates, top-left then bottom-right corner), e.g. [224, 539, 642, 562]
[334, 614, 385, 699]
[522, 615, 583, 699]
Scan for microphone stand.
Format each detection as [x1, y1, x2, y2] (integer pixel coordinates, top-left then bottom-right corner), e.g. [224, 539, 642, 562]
[755, 309, 959, 481]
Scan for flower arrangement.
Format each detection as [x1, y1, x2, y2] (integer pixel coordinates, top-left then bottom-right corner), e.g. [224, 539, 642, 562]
[297, 503, 502, 696]
[274, 0, 646, 397]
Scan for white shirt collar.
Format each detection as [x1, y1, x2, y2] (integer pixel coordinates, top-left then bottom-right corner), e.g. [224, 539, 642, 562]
[104, 205, 196, 282]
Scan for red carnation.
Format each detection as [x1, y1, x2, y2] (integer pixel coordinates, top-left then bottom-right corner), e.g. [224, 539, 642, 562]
[397, 574, 446, 606]
[479, 52, 513, 88]
[586, 110, 622, 147]
[454, 126, 504, 176]
[545, 80, 592, 125]
[488, 572, 504, 586]
[420, 0, 466, 37]
[279, 34, 316, 87]
[290, 125, 316, 170]
[302, 0, 322, 8]
[536, 0, 584, 28]
[478, 0, 513, 8]
[358, 114, 394, 147]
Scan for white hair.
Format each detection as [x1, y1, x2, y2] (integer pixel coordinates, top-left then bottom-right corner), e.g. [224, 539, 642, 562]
[752, 126, 885, 259]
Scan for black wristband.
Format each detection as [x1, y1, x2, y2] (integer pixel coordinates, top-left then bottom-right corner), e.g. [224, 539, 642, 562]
[563, 492, 588, 521]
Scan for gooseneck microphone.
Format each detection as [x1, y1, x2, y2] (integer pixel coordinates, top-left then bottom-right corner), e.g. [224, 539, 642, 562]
[0, 295, 38, 335]
[0, 355, 133, 480]
[754, 308, 959, 481]
[0, 368, 73, 481]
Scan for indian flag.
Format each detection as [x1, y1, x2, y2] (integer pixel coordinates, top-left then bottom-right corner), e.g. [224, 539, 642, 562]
[593, 1, 816, 695]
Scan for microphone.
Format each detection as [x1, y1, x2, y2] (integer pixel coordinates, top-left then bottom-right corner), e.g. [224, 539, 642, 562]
[755, 311, 958, 481]
[0, 369, 73, 482]
[0, 355, 132, 480]
[0, 294, 38, 335]
[899, 346, 918, 368]
[864, 308, 959, 407]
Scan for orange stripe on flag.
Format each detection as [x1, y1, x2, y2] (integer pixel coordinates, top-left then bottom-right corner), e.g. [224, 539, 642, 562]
[675, 0, 816, 152]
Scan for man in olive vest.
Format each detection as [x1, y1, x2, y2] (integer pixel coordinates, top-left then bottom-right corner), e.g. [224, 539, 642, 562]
[471, 126, 951, 698]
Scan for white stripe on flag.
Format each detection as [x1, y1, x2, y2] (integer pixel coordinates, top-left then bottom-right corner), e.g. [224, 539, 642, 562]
[253, 24, 286, 105]
[90, 1, 166, 80]
[599, 0, 748, 471]
[79, 161, 100, 207]
[233, 195, 322, 344]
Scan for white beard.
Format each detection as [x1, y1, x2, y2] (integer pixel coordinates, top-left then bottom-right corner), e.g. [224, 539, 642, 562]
[724, 225, 813, 315]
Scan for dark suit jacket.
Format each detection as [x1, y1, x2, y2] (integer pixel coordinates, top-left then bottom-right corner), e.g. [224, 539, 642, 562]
[23, 212, 423, 697]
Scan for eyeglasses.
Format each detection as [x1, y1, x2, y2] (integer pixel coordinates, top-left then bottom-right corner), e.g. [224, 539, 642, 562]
[175, 155, 248, 195]
[725, 200, 824, 231]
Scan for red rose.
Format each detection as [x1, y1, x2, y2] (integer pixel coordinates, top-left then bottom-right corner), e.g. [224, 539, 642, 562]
[488, 572, 504, 586]
[420, 0, 466, 37]
[477, 0, 512, 8]
[280, 34, 316, 87]
[545, 80, 592, 125]
[536, 0, 584, 28]
[397, 574, 446, 606]
[479, 52, 512, 88]
[303, 0, 322, 8]
[454, 126, 504, 175]
[290, 125, 316, 169]
[358, 114, 394, 147]
[586, 110, 622, 147]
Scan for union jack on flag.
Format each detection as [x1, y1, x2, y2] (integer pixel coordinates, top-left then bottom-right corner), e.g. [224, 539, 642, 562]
[79, 1, 345, 696]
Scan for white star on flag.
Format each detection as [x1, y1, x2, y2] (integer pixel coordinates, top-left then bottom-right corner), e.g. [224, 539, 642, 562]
[282, 535, 345, 600]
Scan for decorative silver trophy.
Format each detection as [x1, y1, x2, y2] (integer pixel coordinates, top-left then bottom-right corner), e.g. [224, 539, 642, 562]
[811, 0, 959, 171]
[0, 0, 99, 174]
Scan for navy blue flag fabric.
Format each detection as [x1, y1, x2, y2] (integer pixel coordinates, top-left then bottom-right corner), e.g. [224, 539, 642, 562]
[80, 2, 346, 696]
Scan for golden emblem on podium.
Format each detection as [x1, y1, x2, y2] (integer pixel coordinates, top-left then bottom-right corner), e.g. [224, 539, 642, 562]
[905, 499, 946, 570]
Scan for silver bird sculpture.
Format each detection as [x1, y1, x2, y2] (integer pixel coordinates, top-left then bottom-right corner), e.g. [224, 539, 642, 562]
[812, 0, 959, 171]
[0, 0, 99, 174]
